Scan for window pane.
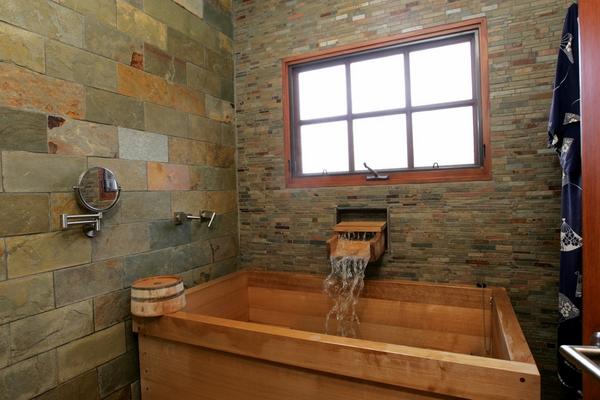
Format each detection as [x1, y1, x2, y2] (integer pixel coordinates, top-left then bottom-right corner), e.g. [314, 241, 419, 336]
[350, 54, 405, 113]
[409, 41, 473, 106]
[298, 65, 347, 120]
[300, 121, 349, 174]
[353, 115, 408, 171]
[412, 106, 475, 167]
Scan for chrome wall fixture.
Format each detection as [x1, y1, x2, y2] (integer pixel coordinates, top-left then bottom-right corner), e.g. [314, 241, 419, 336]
[560, 332, 600, 382]
[61, 167, 121, 238]
[174, 210, 217, 228]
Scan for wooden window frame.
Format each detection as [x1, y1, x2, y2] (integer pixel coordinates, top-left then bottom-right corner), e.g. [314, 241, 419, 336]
[282, 18, 491, 188]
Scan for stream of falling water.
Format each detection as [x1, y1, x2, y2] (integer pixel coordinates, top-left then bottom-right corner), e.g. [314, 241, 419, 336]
[323, 255, 369, 337]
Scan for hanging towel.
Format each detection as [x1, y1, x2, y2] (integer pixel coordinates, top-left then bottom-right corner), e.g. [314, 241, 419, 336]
[549, 3, 582, 396]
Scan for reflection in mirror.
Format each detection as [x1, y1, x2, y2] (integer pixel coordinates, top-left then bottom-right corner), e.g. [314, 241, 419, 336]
[76, 167, 121, 212]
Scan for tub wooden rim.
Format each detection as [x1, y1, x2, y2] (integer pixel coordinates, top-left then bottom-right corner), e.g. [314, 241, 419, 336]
[134, 270, 540, 399]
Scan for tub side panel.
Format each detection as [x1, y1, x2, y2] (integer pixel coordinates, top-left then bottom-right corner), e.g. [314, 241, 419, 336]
[139, 334, 458, 400]
[136, 313, 540, 399]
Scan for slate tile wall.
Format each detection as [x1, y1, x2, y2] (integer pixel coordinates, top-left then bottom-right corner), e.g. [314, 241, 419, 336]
[0, 1, 235, 399]
[233, 0, 568, 397]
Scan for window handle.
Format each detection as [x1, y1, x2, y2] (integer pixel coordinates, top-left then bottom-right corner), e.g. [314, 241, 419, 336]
[364, 163, 389, 181]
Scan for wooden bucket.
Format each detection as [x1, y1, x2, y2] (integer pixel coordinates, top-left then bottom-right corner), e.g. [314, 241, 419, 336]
[131, 275, 186, 317]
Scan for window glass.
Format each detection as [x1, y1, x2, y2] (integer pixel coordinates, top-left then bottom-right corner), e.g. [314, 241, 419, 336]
[350, 54, 405, 113]
[353, 115, 408, 170]
[298, 65, 347, 120]
[409, 41, 473, 106]
[300, 121, 349, 174]
[412, 106, 475, 167]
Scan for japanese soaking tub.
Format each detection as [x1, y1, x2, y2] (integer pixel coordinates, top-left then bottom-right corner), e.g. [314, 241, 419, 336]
[133, 271, 540, 399]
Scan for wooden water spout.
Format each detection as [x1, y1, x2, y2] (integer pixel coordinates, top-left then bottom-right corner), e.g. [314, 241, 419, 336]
[327, 221, 386, 262]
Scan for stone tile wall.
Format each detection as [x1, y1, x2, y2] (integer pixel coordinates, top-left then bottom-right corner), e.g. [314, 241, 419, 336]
[233, 0, 568, 397]
[0, 1, 235, 399]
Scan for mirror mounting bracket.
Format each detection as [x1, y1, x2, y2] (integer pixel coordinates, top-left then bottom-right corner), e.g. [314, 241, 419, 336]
[61, 213, 103, 238]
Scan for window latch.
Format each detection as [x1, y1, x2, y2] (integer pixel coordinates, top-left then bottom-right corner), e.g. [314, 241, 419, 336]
[364, 163, 389, 181]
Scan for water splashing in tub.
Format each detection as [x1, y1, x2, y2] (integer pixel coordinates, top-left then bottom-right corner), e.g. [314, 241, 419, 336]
[323, 254, 369, 337]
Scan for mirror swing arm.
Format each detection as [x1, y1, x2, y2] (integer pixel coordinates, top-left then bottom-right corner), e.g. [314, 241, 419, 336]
[60, 168, 122, 238]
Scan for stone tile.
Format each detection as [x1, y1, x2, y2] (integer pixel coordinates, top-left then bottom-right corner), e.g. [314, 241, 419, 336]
[48, 117, 118, 157]
[0, 194, 49, 236]
[94, 289, 130, 331]
[50, 193, 84, 231]
[116, 0, 167, 50]
[210, 257, 237, 279]
[187, 63, 221, 97]
[0, 239, 5, 281]
[55, 0, 117, 27]
[55, 259, 124, 306]
[86, 87, 145, 130]
[174, 0, 204, 19]
[85, 17, 143, 65]
[188, 114, 220, 143]
[221, 77, 234, 102]
[171, 191, 207, 214]
[33, 370, 99, 400]
[206, 143, 235, 168]
[0, 22, 45, 73]
[203, 0, 233, 37]
[119, 191, 171, 222]
[149, 220, 191, 250]
[0, 63, 85, 119]
[205, 94, 233, 123]
[188, 240, 212, 267]
[169, 137, 207, 165]
[147, 162, 191, 191]
[190, 166, 236, 190]
[144, 103, 188, 138]
[98, 349, 139, 397]
[143, 0, 191, 37]
[7, 230, 91, 279]
[0, 350, 57, 400]
[188, 19, 220, 52]
[167, 27, 205, 67]
[118, 127, 168, 162]
[2, 151, 85, 192]
[0, 273, 54, 324]
[0, 0, 83, 47]
[0, 107, 47, 152]
[209, 235, 237, 262]
[207, 190, 237, 213]
[124, 319, 136, 351]
[10, 300, 93, 363]
[117, 64, 205, 115]
[57, 322, 126, 383]
[144, 44, 186, 85]
[131, 380, 141, 400]
[205, 47, 233, 79]
[92, 223, 150, 261]
[88, 157, 147, 191]
[123, 246, 192, 286]
[220, 122, 235, 146]
[178, 263, 211, 288]
[0, 323, 8, 368]
[103, 386, 130, 400]
[46, 40, 117, 91]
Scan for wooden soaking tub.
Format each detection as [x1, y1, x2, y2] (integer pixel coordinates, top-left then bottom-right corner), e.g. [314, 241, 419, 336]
[133, 271, 540, 399]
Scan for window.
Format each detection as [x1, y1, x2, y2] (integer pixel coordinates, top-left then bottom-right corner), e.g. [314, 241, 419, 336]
[283, 19, 490, 187]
